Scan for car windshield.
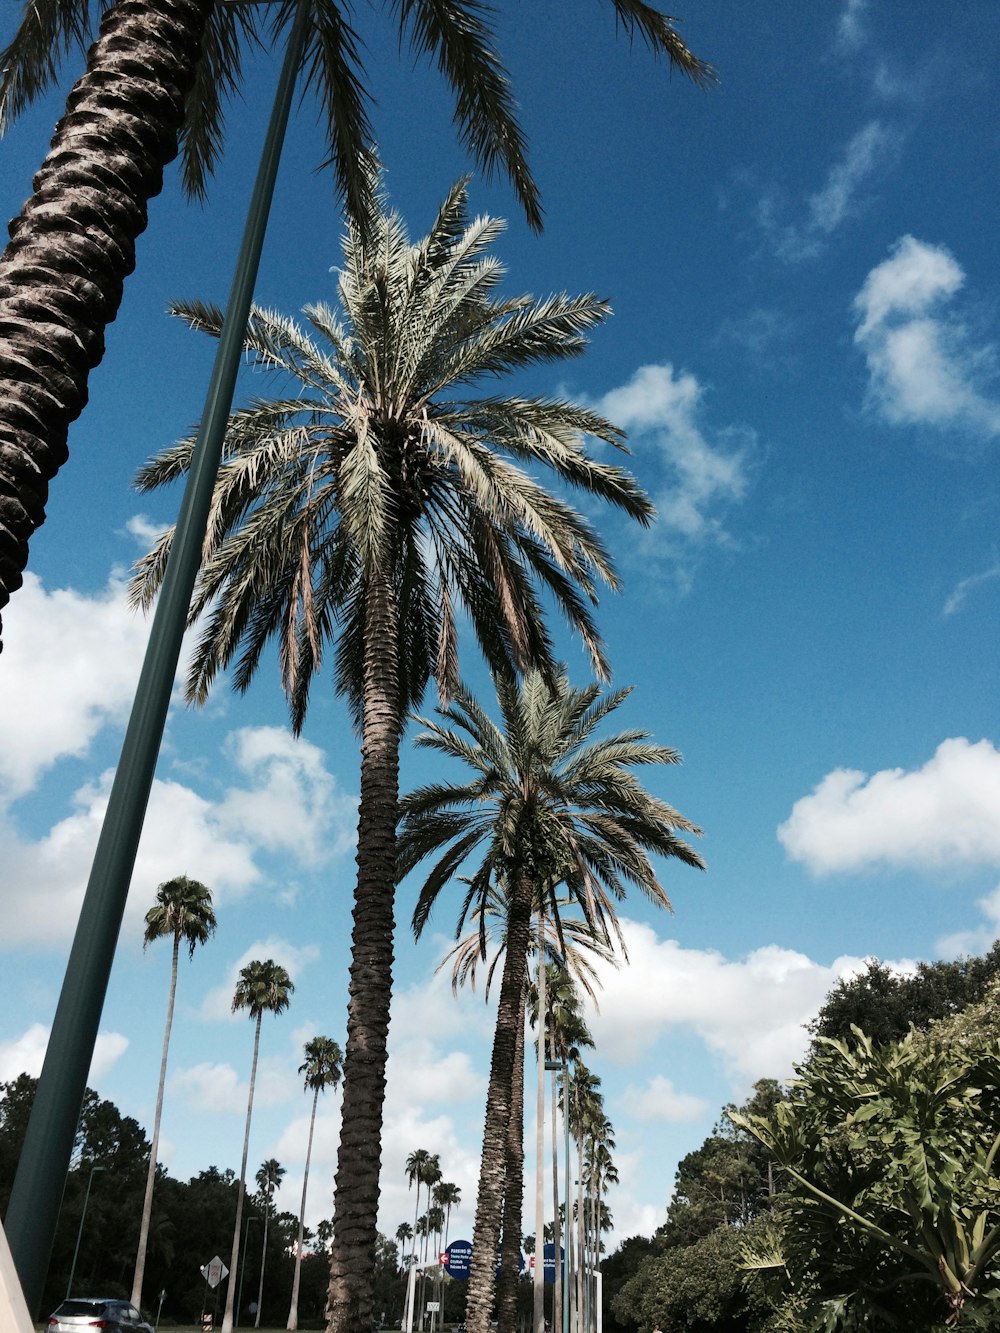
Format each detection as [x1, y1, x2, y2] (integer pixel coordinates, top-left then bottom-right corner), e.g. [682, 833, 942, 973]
[55, 1301, 110, 1315]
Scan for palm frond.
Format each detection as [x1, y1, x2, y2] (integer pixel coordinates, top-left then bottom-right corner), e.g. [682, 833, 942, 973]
[607, 0, 716, 85]
[179, 2, 259, 199]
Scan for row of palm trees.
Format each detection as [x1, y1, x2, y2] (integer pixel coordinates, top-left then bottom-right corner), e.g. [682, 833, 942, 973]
[400, 1150, 463, 1327]
[129, 873, 342, 1332]
[3, 3, 712, 1326]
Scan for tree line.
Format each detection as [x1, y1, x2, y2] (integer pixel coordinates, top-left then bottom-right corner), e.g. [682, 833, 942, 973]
[605, 942, 1000, 1333]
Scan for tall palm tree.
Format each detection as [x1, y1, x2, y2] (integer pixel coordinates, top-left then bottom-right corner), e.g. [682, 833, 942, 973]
[132, 874, 216, 1309]
[287, 1036, 342, 1331]
[0, 3, 712, 643]
[439, 887, 607, 1333]
[223, 959, 294, 1333]
[433, 1182, 461, 1254]
[254, 1157, 286, 1328]
[130, 174, 653, 1333]
[398, 669, 704, 1333]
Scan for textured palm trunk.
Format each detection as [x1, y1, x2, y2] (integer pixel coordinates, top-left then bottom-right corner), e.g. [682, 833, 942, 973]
[574, 1137, 584, 1333]
[222, 1012, 263, 1333]
[533, 950, 546, 1333]
[466, 870, 534, 1333]
[131, 931, 179, 1307]
[287, 1083, 320, 1329]
[326, 571, 400, 1333]
[0, 0, 214, 639]
[497, 992, 526, 1330]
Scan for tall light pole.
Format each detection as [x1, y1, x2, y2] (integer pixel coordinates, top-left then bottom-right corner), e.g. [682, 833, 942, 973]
[235, 1215, 259, 1328]
[66, 1164, 104, 1298]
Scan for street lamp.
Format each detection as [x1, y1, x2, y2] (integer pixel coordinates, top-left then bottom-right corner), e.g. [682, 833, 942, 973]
[66, 1164, 104, 1298]
[235, 1215, 259, 1328]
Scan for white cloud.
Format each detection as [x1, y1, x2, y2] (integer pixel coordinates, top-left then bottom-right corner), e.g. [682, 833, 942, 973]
[853, 236, 1000, 437]
[835, 0, 869, 52]
[0, 571, 150, 797]
[624, 1075, 709, 1124]
[760, 121, 896, 262]
[778, 737, 1000, 875]
[943, 560, 1000, 616]
[0, 724, 356, 950]
[171, 1053, 302, 1117]
[0, 1023, 128, 1084]
[586, 922, 869, 1087]
[123, 513, 170, 549]
[937, 882, 1000, 958]
[597, 364, 754, 578]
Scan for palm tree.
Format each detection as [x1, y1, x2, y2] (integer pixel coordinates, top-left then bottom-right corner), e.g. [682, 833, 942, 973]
[131, 874, 216, 1309]
[130, 174, 653, 1333]
[222, 959, 294, 1333]
[398, 669, 704, 1333]
[433, 1182, 461, 1254]
[287, 1036, 342, 1331]
[0, 3, 712, 642]
[438, 886, 607, 1333]
[395, 1221, 414, 1266]
[254, 1157, 286, 1328]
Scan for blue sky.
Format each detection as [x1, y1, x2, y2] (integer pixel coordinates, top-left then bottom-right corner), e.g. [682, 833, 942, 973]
[2, 0, 1000, 1255]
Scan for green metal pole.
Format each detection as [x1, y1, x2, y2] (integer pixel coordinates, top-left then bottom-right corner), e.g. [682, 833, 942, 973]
[562, 1068, 571, 1333]
[4, 2, 311, 1315]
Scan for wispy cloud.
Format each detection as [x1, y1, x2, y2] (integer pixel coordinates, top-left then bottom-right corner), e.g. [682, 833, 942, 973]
[835, 0, 869, 53]
[853, 236, 1000, 438]
[944, 560, 1000, 616]
[597, 363, 756, 590]
[758, 121, 897, 262]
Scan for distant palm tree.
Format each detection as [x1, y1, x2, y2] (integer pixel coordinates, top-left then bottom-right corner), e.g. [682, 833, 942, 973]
[254, 1158, 286, 1328]
[131, 874, 216, 1309]
[222, 959, 294, 1333]
[287, 1036, 342, 1330]
[433, 1182, 461, 1253]
[131, 173, 650, 1332]
[0, 0, 712, 643]
[399, 669, 704, 1333]
[395, 1221, 414, 1266]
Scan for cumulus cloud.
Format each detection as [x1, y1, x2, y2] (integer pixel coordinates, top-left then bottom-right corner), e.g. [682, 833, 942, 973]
[759, 121, 897, 262]
[597, 363, 755, 581]
[586, 922, 869, 1086]
[0, 724, 356, 950]
[0, 1023, 128, 1083]
[853, 236, 1000, 437]
[778, 737, 1000, 875]
[0, 571, 150, 797]
[624, 1075, 709, 1124]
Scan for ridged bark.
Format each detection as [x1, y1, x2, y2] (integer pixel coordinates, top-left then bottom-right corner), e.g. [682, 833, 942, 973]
[498, 994, 525, 1330]
[0, 0, 213, 639]
[326, 571, 400, 1333]
[466, 870, 535, 1333]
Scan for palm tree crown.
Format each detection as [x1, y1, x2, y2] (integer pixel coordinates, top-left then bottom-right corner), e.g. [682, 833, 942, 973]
[143, 873, 217, 956]
[131, 172, 652, 718]
[232, 958, 294, 1020]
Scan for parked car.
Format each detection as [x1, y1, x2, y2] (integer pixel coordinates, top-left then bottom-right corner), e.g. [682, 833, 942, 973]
[47, 1298, 154, 1333]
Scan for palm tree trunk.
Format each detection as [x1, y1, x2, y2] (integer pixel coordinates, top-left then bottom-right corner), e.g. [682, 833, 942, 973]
[0, 0, 213, 634]
[222, 1012, 263, 1333]
[326, 571, 401, 1333]
[533, 949, 546, 1333]
[498, 992, 526, 1331]
[255, 1203, 270, 1328]
[131, 931, 179, 1306]
[287, 1084, 320, 1329]
[465, 869, 535, 1333]
[574, 1138, 584, 1333]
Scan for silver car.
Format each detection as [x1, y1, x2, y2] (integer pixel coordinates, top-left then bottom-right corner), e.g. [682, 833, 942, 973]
[46, 1298, 154, 1333]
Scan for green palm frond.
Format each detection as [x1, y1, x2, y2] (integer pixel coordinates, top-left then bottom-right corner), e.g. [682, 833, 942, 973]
[394, 0, 542, 231]
[0, 0, 93, 130]
[607, 0, 716, 85]
[179, 3, 259, 200]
